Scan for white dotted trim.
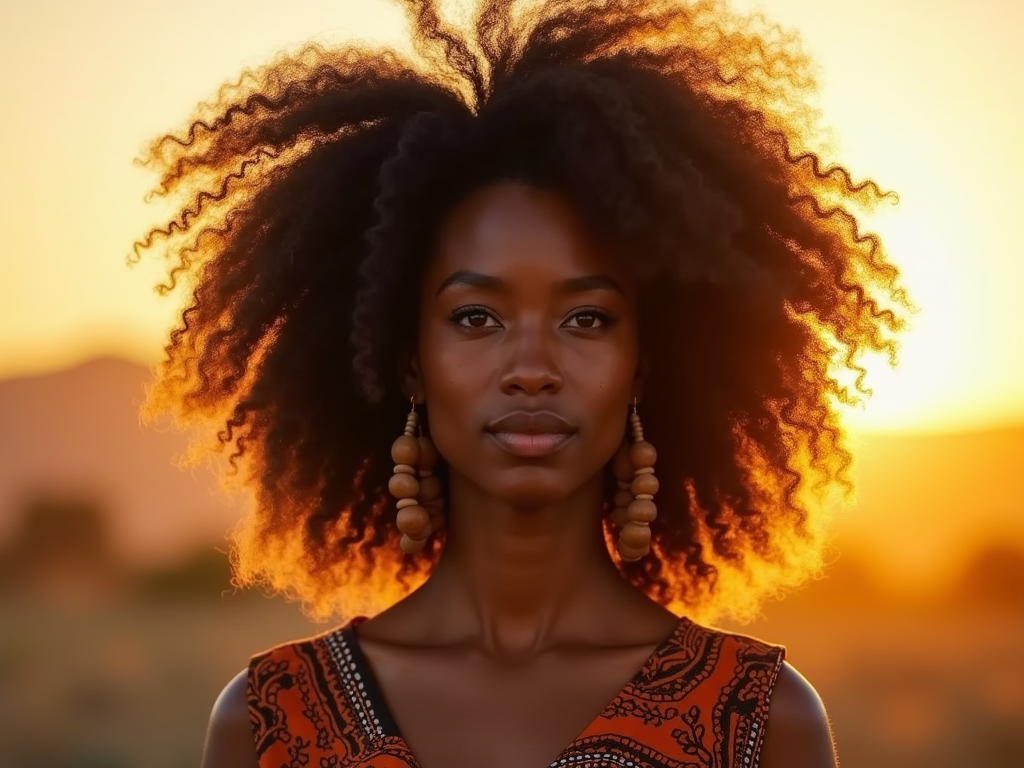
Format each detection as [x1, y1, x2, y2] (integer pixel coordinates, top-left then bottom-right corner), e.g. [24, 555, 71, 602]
[324, 629, 385, 741]
[748, 648, 784, 768]
[743, 719, 760, 765]
[550, 753, 639, 767]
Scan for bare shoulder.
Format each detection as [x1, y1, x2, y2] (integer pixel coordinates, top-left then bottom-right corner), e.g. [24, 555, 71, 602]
[201, 668, 259, 768]
[758, 661, 838, 768]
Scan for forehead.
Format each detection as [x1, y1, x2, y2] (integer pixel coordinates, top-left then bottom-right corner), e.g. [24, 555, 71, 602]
[426, 182, 627, 288]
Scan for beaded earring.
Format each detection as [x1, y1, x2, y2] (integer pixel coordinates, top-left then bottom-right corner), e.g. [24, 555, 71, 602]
[389, 398, 445, 554]
[609, 399, 658, 561]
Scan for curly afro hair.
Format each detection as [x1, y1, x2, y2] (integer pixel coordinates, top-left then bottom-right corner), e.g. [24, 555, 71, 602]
[136, 0, 910, 622]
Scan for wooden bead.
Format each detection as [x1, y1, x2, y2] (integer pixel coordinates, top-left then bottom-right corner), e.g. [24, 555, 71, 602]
[610, 506, 630, 528]
[631, 473, 659, 497]
[388, 472, 419, 499]
[396, 497, 419, 509]
[393, 464, 416, 475]
[617, 542, 648, 562]
[611, 445, 634, 483]
[391, 434, 420, 465]
[613, 489, 634, 508]
[627, 499, 657, 523]
[619, 521, 652, 549]
[418, 475, 443, 502]
[400, 534, 427, 554]
[630, 440, 657, 469]
[396, 505, 430, 538]
[418, 436, 439, 470]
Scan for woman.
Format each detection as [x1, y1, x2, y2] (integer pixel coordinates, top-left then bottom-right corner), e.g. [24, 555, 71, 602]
[137, 1, 907, 766]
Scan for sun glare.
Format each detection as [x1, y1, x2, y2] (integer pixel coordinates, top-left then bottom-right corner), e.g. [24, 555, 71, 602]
[833, 184, 1023, 433]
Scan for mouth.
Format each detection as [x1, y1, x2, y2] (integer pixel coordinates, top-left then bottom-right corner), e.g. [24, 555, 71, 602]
[484, 411, 577, 459]
[487, 431, 575, 458]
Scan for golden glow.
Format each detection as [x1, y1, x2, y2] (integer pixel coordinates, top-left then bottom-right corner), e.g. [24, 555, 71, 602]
[840, 202, 1024, 433]
[1, 0, 1022, 433]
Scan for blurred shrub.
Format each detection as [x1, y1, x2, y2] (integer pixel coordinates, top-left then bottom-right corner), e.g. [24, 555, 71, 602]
[951, 544, 1024, 608]
[136, 548, 234, 600]
[0, 492, 121, 593]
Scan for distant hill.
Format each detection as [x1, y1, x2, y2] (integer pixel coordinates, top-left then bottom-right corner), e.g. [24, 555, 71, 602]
[0, 357, 247, 565]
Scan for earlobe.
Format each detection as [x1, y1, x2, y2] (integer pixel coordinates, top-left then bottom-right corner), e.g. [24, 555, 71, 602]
[632, 356, 649, 404]
[399, 351, 425, 403]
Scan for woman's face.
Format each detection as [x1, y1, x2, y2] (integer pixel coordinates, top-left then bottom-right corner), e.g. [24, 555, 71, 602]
[411, 182, 641, 508]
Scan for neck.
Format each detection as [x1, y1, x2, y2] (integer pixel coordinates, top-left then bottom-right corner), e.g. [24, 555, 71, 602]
[423, 471, 629, 656]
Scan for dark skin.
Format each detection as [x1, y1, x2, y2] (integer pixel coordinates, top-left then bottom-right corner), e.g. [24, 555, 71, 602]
[201, 183, 839, 768]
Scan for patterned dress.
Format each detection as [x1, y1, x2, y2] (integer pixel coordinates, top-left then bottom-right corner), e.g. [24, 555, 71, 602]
[247, 616, 785, 768]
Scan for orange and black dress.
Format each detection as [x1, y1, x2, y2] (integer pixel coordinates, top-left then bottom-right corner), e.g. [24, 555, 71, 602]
[247, 616, 785, 768]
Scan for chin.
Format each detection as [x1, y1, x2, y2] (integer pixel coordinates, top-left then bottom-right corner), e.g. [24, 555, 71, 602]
[486, 466, 579, 509]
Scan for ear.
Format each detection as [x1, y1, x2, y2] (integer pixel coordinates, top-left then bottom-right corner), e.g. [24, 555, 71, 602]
[632, 355, 649, 405]
[398, 349, 426, 404]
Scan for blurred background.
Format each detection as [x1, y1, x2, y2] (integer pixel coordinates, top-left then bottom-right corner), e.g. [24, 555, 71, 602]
[1, 1, 1021, 767]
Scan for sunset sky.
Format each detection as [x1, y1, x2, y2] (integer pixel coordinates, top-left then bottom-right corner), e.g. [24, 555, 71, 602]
[1, 0, 1021, 434]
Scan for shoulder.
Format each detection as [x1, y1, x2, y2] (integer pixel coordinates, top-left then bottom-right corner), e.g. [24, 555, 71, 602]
[759, 661, 838, 768]
[624, 619, 835, 766]
[201, 633, 334, 768]
[201, 668, 258, 768]
[671, 621, 836, 766]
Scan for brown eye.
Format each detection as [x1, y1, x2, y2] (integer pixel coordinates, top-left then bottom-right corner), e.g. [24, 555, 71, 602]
[563, 310, 611, 329]
[452, 307, 500, 329]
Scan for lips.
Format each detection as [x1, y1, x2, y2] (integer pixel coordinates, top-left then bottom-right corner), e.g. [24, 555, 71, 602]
[485, 411, 576, 458]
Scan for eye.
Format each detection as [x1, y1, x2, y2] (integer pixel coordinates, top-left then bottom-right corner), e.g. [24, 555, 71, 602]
[451, 306, 501, 329]
[563, 309, 614, 330]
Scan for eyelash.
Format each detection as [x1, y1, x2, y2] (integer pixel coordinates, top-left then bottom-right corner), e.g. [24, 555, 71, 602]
[449, 305, 617, 330]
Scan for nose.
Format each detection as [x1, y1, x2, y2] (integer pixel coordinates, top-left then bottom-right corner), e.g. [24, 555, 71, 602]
[497, 321, 563, 396]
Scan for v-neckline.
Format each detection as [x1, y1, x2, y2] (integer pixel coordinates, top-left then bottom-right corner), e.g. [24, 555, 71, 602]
[337, 615, 692, 768]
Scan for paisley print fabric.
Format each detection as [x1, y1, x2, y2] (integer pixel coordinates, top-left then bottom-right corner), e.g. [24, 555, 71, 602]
[247, 616, 785, 768]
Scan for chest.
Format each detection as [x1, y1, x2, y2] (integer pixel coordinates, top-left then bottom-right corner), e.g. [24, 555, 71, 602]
[362, 646, 658, 768]
[248, 621, 784, 768]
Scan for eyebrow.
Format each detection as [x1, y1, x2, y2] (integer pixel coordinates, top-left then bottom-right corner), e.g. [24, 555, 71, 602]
[436, 270, 624, 296]
[436, 270, 506, 295]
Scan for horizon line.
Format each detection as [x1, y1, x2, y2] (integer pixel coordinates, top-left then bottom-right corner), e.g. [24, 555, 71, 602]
[3, 353, 1022, 438]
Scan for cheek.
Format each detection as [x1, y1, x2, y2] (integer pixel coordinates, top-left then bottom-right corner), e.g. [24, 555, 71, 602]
[416, 325, 490, 457]
[567, 346, 637, 450]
